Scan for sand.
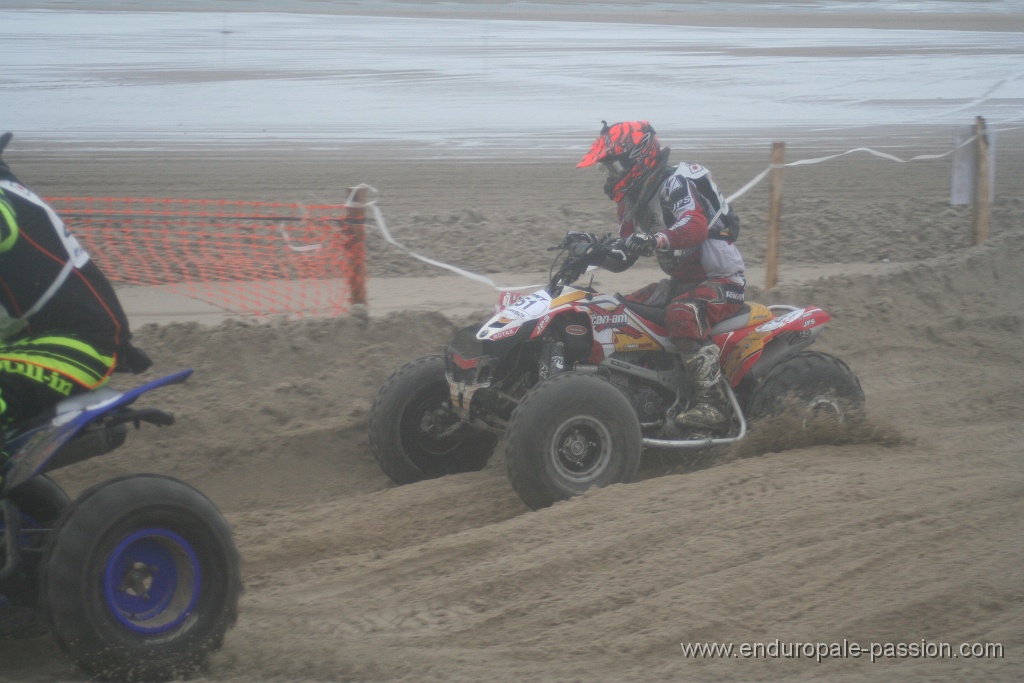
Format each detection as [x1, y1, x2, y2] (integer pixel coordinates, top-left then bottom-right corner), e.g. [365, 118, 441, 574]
[1, 127, 1020, 682]
[2, 5, 1024, 681]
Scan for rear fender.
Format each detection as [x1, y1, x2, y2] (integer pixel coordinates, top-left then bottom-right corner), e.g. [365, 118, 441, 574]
[1, 370, 193, 495]
[718, 307, 829, 385]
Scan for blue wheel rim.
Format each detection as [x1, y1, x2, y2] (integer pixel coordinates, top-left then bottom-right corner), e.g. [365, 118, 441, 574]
[102, 528, 202, 635]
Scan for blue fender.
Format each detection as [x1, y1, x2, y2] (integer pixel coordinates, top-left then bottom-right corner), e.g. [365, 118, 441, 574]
[1, 370, 193, 495]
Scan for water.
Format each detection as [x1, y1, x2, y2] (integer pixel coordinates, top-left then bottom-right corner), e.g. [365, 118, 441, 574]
[2, 6, 1022, 155]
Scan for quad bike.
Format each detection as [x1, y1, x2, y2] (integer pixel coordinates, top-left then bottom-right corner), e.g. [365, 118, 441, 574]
[370, 235, 864, 510]
[0, 368, 241, 681]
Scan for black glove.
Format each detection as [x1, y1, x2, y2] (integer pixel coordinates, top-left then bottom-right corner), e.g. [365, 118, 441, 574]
[115, 343, 153, 374]
[564, 230, 598, 245]
[608, 239, 629, 262]
[624, 231, 657, 256]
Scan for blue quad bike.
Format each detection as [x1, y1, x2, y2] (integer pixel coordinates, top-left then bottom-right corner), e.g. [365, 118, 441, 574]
[0, 368, 241, 682]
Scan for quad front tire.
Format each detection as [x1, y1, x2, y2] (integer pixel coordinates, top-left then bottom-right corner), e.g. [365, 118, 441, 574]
[369, 355, 498, 485]
[505, 373, 643, 510]
[40, 474, 241, 682]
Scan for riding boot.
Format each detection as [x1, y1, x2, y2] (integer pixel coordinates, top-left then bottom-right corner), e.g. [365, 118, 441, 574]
[674, 342, 731, 432]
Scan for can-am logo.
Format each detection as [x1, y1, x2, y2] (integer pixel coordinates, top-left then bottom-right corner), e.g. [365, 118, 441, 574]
[593, 313, 628, 326]
[588, 304, 630, 332]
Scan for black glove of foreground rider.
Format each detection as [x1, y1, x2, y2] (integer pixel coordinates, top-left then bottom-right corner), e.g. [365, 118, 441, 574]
[624, 231, 657, 256]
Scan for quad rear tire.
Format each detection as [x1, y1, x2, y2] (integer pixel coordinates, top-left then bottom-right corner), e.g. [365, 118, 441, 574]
[505, 373, 642, 510]
[747, 351, 865, 425]
[369, 355, 498, 485]
[40, 474, 240, 682]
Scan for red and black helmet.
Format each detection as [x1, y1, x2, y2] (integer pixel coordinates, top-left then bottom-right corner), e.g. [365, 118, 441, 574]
[577, 120, 665, 202]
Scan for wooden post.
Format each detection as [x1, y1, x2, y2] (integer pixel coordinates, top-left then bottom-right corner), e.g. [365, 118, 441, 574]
[764, 141, 785, 290]
[971, 116, 990, 245]
[345, 186, 368, 306]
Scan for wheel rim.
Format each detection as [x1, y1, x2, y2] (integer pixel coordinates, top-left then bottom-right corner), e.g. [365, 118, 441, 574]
[402, 386, 463, 458]
[550, 415, 613, 484]
[803, 394, 846, 428]
[103, 529, 202, 635]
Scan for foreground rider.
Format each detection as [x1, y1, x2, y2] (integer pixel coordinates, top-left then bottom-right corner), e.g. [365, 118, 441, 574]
[0, 132, 146, 483]
[573, 120, 746, 434]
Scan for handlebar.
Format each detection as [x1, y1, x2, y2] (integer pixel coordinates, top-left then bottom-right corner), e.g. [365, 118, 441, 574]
[546, 234, 623, 293]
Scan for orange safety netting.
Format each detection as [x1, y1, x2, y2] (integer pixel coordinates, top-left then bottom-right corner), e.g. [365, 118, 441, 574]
[44, 196, 367, 318]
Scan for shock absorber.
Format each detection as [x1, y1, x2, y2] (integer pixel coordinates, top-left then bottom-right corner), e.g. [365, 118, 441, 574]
[539, 338, 566, 380]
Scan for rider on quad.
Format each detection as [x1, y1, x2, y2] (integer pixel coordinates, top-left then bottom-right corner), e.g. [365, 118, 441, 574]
[573, 120, 746, 434]
[0, 132, 147, 484]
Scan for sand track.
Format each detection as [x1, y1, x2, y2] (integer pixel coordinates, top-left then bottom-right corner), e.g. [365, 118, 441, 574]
[2, 136, 1022, 681]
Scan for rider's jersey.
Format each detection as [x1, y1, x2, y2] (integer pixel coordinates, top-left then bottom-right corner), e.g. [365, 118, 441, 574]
[620, 162, 745, 287]
[0, 174, 131, 354]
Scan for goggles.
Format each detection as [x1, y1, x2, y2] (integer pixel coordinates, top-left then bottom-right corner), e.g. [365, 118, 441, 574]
[600, 157, 628, 179]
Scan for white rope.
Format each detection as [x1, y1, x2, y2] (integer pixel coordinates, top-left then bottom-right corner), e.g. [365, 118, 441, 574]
[785, 136, 974, 167]
[345, 185, 541, 292]
[278, 206, 322, 252]
[278, 228, 323, 252]
[345, 132, 987, 294]
[725, 133, 978, 204]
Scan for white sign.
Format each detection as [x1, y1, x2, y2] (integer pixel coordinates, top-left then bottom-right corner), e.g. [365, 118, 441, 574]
[950, 125, 996, 206]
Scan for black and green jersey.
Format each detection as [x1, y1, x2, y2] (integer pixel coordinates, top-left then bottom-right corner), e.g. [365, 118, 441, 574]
[0, 173, 131, 356]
